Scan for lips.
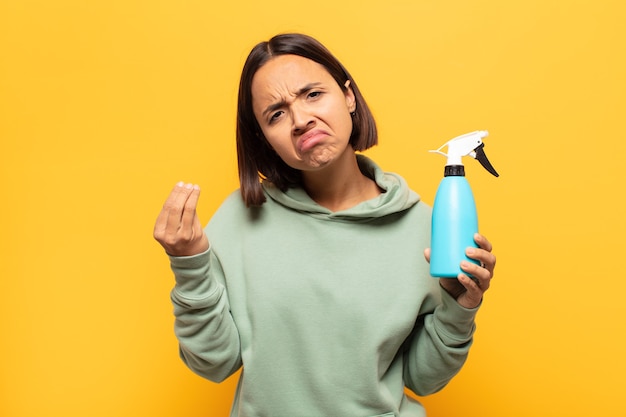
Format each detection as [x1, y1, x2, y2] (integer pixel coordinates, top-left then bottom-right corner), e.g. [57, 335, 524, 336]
[296, 129, 329, 153]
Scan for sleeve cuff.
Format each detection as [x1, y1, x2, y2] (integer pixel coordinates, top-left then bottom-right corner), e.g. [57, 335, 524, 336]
[168, 246, 211, 270]
[434, 287, 479, 343]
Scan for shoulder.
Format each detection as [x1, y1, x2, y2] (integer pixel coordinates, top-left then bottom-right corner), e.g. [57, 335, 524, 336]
[206, 189, 279, 235]
[206, 190, 248, 234]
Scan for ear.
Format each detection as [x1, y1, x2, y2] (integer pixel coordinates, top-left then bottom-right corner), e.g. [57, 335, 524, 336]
[343, 80, 356, 113]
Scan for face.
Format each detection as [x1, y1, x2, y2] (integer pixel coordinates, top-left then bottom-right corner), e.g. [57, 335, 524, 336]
[251, 54, 356, 171]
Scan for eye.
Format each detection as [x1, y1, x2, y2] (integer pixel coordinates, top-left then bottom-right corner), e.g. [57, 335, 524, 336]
[269, 110, 284, 124]
[307, 91, 322, 100]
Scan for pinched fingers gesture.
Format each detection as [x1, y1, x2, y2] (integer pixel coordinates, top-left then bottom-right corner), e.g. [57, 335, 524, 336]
[154, 182, 209, 257]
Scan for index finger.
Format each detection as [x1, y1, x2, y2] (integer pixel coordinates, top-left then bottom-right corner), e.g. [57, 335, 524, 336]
[155, 182, 184, 230]
[155, 182, 194, 231]
[474, 233, 493, 252]
[180, 184, 202, 229]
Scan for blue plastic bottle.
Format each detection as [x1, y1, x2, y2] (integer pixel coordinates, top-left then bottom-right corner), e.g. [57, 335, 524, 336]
[429, 131, 499, 278]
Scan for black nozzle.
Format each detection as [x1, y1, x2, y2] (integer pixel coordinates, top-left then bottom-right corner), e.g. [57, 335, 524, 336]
[474, 143, 499, 177]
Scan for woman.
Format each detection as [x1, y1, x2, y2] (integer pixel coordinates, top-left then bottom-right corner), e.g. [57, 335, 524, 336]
[154, 33, 495, 417]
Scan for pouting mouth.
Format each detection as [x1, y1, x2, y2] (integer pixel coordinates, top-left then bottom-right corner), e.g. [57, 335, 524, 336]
[296, 129, 329, 152]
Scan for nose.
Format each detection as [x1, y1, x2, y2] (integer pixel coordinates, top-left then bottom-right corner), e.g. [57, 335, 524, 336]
[291, 104, 314, 134]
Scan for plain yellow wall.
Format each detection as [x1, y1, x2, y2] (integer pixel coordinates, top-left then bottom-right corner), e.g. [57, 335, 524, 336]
[1, 0, 624, 416]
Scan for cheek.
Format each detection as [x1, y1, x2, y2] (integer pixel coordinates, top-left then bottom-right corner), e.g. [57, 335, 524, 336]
[262, 127, 292, 155]
[335, 110, 354, 140]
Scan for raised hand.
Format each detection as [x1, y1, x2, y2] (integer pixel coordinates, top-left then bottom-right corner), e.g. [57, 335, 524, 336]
[154, 182, 209, 257]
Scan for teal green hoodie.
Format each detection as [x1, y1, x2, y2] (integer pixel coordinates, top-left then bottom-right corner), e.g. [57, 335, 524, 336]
[169, 155, 478, 417]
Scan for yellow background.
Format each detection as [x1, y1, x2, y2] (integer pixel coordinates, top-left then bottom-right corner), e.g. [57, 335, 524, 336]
[1, 0, 624, 416]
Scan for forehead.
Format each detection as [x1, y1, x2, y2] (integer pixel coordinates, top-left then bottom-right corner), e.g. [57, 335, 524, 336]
[251, 55, 336, 97]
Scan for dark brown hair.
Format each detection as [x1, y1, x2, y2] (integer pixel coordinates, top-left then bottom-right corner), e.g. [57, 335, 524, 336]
[236, 33, 378, 206]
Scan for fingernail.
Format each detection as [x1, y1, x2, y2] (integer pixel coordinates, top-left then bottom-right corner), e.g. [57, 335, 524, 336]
[184, 183, 193, 189]
[176, 181, 184, 187]
[466, 248, 475, 255]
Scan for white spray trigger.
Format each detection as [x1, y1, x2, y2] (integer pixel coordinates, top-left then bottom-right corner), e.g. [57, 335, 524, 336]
[429, 130, 499, 177]
[429, 130, 489, 166]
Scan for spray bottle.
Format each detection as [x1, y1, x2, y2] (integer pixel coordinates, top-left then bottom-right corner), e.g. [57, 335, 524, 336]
[429, 130, 499, 278]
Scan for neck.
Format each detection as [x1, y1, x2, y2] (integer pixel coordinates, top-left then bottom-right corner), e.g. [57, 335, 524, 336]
[302, 152, 382, 212]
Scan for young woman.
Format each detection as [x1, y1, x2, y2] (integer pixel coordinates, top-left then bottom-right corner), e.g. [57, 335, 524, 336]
[154, 33, 496, 417]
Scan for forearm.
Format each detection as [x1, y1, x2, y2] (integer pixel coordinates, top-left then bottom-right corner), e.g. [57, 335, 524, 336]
[403, 288, 478, 395]
[170, 248, 242, 382]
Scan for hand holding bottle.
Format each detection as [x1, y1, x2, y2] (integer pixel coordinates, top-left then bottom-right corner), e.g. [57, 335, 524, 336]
[424, 233, 496, 309]
[154, 182, 209, 257]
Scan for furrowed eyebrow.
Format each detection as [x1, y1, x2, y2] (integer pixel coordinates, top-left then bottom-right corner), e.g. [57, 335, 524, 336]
[262, 82, 323, 117]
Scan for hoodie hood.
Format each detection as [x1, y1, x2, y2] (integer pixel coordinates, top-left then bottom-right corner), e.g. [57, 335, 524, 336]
[261, 155, 420, 221]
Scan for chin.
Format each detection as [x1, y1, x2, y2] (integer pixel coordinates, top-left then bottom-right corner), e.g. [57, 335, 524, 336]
[304, 155, 336, 170]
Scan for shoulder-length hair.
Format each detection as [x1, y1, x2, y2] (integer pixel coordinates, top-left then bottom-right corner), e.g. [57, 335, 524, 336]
[236, 33, 378, 207]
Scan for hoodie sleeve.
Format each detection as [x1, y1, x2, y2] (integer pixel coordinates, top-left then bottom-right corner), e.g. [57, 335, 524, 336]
[402, 287, 478, 395]
[169, 247, 242, 382]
